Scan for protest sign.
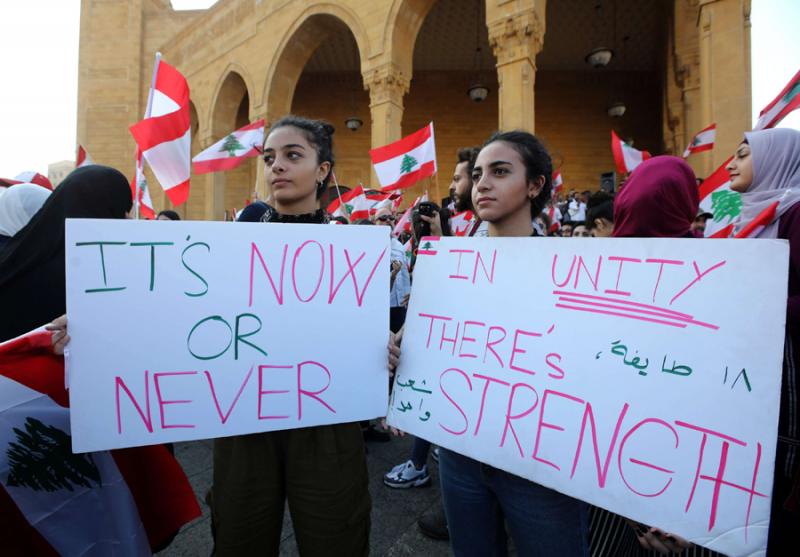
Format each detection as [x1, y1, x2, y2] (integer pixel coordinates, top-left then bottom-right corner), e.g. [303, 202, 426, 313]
[66, 220, 389, 452]
[387, 236, 788, 557]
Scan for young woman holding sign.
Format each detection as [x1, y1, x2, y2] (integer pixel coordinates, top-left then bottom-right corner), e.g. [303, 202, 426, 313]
[209, 116, 372, 556]
[388, 131, 591, 556]
[725, 128, 800, 554]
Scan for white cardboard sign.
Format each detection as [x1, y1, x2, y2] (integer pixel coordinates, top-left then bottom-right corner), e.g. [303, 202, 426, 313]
[66, 219, 389, 453]
[387, 237, 788, 557]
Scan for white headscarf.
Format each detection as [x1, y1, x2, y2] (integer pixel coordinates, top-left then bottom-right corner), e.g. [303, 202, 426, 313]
[736, 128, 800, 238]
[0, 183, 51, 238]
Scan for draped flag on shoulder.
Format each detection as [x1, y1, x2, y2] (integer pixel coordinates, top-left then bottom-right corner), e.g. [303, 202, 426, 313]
[129, 55, 191, 207]
[754, 68, 800, 130]
[76, 146, 93, 168]
[683, 123, 716, 157]
[370, 123, 437, 191]
[192, 119, 265, 174]
[12, 172, 52, 191]
[326, 186, 373, 221]
[611, 130, 651, 175]
[734, 201, 780, 238]
[699, 159, 736, 237]
[0, 329, 200, 556]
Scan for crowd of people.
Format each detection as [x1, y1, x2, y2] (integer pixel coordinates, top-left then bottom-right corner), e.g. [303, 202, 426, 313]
[0, 114, 798, 556]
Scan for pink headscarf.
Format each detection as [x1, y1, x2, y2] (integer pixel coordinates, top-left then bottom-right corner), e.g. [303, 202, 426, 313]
[612, 156, 698, 238]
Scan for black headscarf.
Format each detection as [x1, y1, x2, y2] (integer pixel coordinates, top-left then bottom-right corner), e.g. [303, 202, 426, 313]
[0, 165, 132, 341]
[236, 201, 269, 222]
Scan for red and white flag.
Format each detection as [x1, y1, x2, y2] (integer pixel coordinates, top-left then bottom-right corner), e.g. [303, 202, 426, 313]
[370, 123, 437, 191]
[131, 150, 156, 219]
[552, 169, 563, 197]
[754, 68, 800, 130]
[449, 210, 475, 236]
[326, 186, 373, 221]
[0, 329, 200, 555]
[76, 145, 93, 168]
[611, 130, 651, 175]
[683, 123, 716, 157]
[129, 56, 191, 206]
[698, 159, 735, 237]
[192, 119, 264, 174]
[12, 172, 52, 191]
[392, 193, 427, 237]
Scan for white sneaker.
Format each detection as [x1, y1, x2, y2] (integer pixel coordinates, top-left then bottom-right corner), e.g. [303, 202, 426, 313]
[383, 460, 431, 488]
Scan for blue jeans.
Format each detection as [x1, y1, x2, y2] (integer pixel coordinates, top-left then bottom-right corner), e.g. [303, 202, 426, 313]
[440, 448, 589, 557]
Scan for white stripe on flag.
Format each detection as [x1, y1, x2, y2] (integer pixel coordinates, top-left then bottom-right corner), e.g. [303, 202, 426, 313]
[622, 144, 644, 172]
[193, 128, 264, 162]
[151, 90, 180, 118]
[373, 137, 436, 188]
[142, 128, 191, 190]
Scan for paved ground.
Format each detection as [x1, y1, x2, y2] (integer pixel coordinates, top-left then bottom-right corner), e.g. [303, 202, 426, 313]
[160, 433, 451, 556]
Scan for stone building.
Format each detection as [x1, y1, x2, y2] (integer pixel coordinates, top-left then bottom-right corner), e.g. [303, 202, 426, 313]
[77, 0, 751, 220]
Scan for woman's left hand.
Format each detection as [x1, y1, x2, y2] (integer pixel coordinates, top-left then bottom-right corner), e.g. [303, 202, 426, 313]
[46, 314, 70, 355]
[634, 523, 692, 554]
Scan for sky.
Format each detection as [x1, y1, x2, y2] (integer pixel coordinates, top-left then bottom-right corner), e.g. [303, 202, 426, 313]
[0, 0, 797, 179]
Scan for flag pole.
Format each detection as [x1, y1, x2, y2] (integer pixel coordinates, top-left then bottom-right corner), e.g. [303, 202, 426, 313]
[332, 171, 351, 221]
[135, 52, 162, 220]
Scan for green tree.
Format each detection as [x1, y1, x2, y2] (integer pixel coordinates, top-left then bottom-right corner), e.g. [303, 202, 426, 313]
[710, 190, 742, 223]
[400, 154, 418, 174]
[6, 417, 101, 492]
[220, 134, 245, 157]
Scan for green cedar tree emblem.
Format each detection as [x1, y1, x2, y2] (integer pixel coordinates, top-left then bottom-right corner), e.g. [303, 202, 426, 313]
[400, 154, 418, 174]
[6, 417, 101, 492]
[710, 190, 742, 223]
[344, 203, 354, 215]
[422, 241, 432, 250]
[781, 79, 800, 103]
[220, 134, 245, 157]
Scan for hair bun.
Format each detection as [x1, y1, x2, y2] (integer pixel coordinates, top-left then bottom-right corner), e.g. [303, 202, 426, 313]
[321, 122, 335, 137]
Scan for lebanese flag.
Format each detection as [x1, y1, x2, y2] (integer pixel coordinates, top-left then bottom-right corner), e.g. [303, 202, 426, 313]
[611, 130, 651, 175]
[132, 149, 156, 219]
[552, 169, 563, 196]
[683, 123, 716, 157]
[450, 210, 475, 237]
[402, 237, 413, 270]
[12, 172, 53, 191]
[733, 201, 780, 238]
[698, 158, 736, 237]
[192, 119, 264, 174]
[370, 123, 437, 191]
[129, 58, 191, 206]
[76, 145, 93, 168]
[0, 329, 200, 556]
[754, 68, 800, 130]
[326, 186, 373, 221]
[392, 193, 426, 236]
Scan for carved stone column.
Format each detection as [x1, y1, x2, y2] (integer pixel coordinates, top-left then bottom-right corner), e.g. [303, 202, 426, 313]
[487, 8, 544, 133]
[362, 62, 410, 186]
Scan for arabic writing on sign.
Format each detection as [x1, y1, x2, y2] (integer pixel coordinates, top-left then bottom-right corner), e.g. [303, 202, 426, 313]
[602, 339, 693, 377]
[392, 378, 433, 422]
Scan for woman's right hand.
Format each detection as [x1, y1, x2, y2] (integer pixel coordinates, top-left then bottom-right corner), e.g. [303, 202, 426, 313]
[384, 328, 406, 436]
[46, 314, 70, 355]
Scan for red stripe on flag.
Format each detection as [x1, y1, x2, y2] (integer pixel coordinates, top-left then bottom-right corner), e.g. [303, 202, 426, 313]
[610, 130, 627, 175]
[767, 94, 800, 130]
[129, 106, 191, 152]
[193, 148, 260, 174]
[0, 330, 68, 406]
[164, 179, 190, 206]
[369, 124, 432, 164]
[688, 143, 714, 154]
[154, 60, 189, 105]
[380, 161, 437, 192]
[709, 224, 734, 238]
[0, 484, 59, 556]
[240, 118, 265, 131]
[698, 158, 733, 200]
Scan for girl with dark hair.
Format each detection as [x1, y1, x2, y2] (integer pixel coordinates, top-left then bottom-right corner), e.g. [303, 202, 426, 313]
[210, 115, 371, 556]
[389, 130, 589, 556]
